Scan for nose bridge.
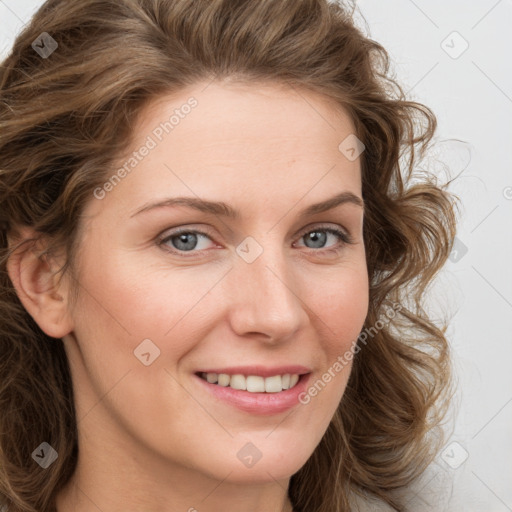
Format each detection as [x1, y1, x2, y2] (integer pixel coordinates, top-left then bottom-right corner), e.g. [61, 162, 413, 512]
[228, 239, 308, 341]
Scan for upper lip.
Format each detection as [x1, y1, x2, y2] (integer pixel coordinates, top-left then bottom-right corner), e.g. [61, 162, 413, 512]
[195, 365, 311, 378]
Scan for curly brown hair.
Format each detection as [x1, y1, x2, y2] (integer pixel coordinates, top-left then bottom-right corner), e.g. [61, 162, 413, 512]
[0, 0, 457, 511]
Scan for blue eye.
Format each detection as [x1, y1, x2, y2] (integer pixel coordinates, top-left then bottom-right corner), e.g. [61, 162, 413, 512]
[158, 225, 353, 257]
[296, 227, 353, 251]
[161, 231, 214, 253]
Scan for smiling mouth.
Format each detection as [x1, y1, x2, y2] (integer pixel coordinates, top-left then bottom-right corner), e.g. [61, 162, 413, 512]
[197, 372, 302, 393]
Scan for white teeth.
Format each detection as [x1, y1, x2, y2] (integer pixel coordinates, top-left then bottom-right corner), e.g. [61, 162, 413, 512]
[230, 374, 246, 390]
[246, 375, 265, 392]
[264, 375, 283, 393]
[200, 372, 302, 392]
[206, 372, 218, 384]
[217, 373, 230, 386]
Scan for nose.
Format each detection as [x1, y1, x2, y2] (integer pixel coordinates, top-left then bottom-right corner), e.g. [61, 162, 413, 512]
[226, 243, 309, 344]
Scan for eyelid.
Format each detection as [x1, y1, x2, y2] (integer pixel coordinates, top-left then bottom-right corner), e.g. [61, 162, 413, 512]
[295, 223, 354, 243]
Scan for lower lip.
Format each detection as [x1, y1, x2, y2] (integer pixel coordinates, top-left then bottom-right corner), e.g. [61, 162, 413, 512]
[194, 373, 311, 415]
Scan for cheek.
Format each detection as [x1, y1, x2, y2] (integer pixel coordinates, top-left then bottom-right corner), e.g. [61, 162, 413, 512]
[310, 263, 369, 345]
[301, 263, 368, 403]
[70, 245, 221, 354]
[65, 251, 212, 434]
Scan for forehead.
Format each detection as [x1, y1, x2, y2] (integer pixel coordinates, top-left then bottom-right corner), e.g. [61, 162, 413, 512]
[87, 80, 363, 222]
[140, 80, 356, 145]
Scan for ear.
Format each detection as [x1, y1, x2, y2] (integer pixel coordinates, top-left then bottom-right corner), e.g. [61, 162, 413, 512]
[6, 226, 74, 339]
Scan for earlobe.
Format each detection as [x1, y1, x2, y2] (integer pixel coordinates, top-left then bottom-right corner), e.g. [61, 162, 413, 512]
[6, 229, 74, 339]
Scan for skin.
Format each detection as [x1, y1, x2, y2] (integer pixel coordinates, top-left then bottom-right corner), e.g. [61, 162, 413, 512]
[8, 81, 369, 512]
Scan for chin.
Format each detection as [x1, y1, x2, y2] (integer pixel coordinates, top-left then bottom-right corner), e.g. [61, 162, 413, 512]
[213, 459, 306, 484]
[192, 437, 315, 484]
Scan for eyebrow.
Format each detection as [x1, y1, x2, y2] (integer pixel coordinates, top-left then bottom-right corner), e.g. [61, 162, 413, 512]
[130, 191, 364, 219]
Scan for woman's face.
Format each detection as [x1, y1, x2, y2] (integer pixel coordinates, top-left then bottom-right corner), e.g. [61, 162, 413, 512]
[63, 81, 368, 484]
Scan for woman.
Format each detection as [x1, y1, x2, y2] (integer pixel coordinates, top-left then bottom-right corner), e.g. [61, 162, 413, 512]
[0, 0, 457, 511]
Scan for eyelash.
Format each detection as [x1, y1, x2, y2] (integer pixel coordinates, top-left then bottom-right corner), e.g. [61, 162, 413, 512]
[157, 224, 354, 258]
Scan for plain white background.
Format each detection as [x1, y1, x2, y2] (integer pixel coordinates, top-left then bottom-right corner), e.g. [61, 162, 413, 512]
[1, 1, 511, 511]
